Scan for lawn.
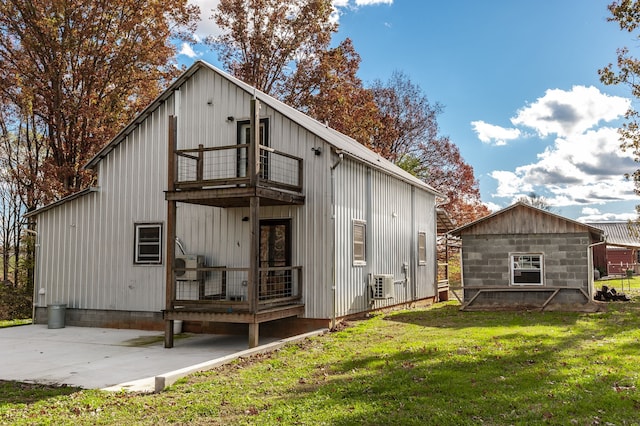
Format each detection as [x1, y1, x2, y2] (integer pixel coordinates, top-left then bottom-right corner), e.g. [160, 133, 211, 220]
[2, 296, 640, 425]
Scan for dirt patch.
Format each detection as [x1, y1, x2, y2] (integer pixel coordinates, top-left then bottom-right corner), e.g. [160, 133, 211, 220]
[0, 285, 32, 320]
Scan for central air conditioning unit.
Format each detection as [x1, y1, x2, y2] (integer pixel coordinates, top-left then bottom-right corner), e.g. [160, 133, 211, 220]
[175, 254, 205, 281]
[371, 274, 394, 299]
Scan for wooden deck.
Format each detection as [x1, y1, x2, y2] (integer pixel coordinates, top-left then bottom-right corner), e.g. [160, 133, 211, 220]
[164, 101, 306, 349]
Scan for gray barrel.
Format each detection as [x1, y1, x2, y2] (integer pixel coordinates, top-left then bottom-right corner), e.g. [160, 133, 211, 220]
[47, 304, 66, 329]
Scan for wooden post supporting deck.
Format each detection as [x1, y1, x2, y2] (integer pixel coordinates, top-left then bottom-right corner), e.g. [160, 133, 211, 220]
[248, 98, 261, 348]
[165, 115, 178, 348]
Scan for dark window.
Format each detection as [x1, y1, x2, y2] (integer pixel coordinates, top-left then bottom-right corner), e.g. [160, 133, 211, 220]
[134, 223, 162, 264]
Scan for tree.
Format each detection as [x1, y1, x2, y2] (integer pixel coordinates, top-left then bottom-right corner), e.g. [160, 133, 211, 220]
[0, 0, 200, 198]
[210, 1, 488, 226]
[600, 1, 640, 205]
[516, 192, 553, 211]
[284, 38, 389, 150]
[370, 71, 442, 162]
[371, 72, 489, 225]
[210, 0, 336, 97]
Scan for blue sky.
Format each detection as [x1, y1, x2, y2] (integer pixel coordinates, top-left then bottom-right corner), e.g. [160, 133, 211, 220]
[182, 0, 639, 222]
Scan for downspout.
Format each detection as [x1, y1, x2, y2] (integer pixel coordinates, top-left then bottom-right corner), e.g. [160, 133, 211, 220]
[434, 196, 450, 301]
[588, 238, 607, 301]
[330, 150, 344, 330]
[24, 228, 38, 322]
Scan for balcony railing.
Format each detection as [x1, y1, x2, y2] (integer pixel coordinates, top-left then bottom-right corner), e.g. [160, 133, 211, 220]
[172, 265, 303, 312]
[175, 144, 303, 192]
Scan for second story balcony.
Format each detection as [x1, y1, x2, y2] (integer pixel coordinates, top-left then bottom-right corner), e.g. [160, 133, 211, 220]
[166, 143, 305, 208]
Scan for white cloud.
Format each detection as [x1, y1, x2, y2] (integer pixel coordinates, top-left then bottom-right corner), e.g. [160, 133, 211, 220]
[582, 207, 601, 215]
[511, 85, 630, 138]
[187, 0, 391, 40]
[483, 201, 502, 212]
[355, 0, 393, 5]
[576, 210, 637, 223]
[490, 125, 637, 206]
[189, 0, 223, 40]
[471, 121, 521, 146]
[179, 42, 201, 59]
[479, 85, 637, 211]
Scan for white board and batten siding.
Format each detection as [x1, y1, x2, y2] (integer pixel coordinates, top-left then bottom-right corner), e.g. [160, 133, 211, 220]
[33, 63, 438, 321]
[34, 98, 174, 312]
[333, 158, 437, 317]
[166, 66, 336, 319]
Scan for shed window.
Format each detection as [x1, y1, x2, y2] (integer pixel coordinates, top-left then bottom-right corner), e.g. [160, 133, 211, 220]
[134, 223, 163, 264]
[353, 220, 366, 266]
[511, 254, 543, 285]
[418, 232, 427, 265]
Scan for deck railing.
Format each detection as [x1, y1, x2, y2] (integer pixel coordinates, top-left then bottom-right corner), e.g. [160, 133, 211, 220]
[175, 144, 303, 192]
[172, 265, 303, 311]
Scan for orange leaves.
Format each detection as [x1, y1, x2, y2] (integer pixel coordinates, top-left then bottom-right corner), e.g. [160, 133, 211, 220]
[0, 0, 199, 199]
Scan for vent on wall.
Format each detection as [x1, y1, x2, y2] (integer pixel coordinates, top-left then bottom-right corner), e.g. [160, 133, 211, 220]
[371, 274, 394, 299]
[175, 255, 205, 281]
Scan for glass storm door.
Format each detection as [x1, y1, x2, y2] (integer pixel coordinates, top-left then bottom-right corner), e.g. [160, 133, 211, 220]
[259, 219, 291, 299]
[237, 119, 268, 179]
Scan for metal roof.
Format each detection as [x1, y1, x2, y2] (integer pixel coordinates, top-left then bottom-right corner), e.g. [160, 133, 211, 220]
[586, 222, 640, 249]
[24, 187, 99, 218]
[85, 60, 442, 197]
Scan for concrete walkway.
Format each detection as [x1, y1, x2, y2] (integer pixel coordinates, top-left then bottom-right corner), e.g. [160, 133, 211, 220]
[0, 324, 325, 392]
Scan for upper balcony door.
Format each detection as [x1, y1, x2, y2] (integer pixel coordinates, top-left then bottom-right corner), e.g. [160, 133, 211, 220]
[237, 118, 269, 180]
[259, 219, 291, 300]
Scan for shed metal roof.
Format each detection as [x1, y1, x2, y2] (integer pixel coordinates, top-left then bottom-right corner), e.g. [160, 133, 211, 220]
[587, 222, 640, 249]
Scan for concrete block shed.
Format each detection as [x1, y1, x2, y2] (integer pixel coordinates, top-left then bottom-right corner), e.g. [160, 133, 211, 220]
[449, 202, 604, 311]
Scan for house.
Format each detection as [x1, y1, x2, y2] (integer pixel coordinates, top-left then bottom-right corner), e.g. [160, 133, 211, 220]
[586, 222, 640, 276]
[449, 202, 604, 311]
[26, 61, 443, 347]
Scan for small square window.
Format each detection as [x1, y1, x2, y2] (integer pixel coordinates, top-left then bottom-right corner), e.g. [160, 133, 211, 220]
[418, 232, 427, 265]
[134, 223, 163, 264]
[353, 220, 366, 266]
[511, 253, 543, 285]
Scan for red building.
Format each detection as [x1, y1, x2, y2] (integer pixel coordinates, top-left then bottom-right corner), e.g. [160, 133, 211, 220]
[588, 222, 640, 276]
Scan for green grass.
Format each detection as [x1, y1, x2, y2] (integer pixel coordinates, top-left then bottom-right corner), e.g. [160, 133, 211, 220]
[3, 297, 640, 425]
[598, 274, 640, 291]
[0, 318, 31, 328]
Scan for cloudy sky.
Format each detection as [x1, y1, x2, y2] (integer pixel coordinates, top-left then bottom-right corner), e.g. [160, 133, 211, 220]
[182, 0, 639, 222]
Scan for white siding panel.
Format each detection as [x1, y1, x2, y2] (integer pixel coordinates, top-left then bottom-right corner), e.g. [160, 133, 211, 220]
[33, 65, 435, 321]
[332, 158, 437, 317]
[34, 97, 173, 312]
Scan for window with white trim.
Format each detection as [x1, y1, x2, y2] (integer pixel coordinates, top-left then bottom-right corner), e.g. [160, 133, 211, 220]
[134, 223, 163, 264]
[353, 220, 366, 266]
[418, 232, 427, 265]
[511, 253, 543, 285]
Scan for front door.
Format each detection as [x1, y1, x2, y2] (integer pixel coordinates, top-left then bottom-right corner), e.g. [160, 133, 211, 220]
[259, 219, 291, 300]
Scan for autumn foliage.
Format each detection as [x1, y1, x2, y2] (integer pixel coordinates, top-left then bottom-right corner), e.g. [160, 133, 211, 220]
[600, 1, 640, 210]
[211, 0, 488, 227]
[0, 0, 199, 201]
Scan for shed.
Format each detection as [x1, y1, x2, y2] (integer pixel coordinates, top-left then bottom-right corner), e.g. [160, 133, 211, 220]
[450, 202, 604, 311]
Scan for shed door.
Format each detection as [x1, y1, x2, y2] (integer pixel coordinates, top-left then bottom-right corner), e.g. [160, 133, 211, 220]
[259, 219, 291, 299]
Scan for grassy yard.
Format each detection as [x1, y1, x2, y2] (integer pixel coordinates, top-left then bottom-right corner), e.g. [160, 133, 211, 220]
[2, 296, 640, 425]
